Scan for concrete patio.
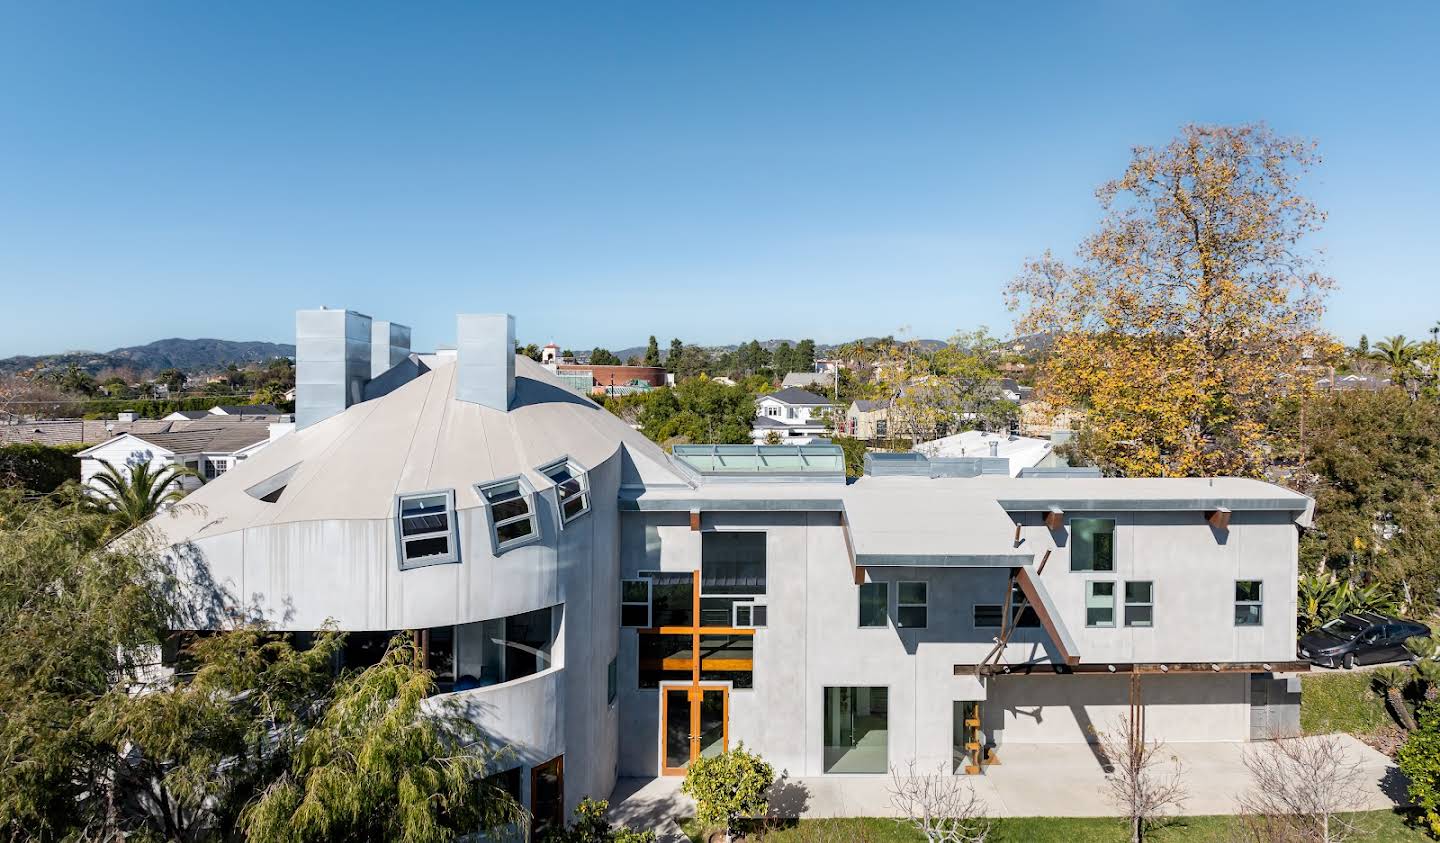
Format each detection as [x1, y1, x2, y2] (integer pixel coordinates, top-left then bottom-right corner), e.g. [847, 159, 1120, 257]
[607, 734, 1406, 837]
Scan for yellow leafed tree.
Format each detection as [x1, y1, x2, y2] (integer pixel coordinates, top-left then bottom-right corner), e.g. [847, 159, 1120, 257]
[1006, 124, 1334, 477]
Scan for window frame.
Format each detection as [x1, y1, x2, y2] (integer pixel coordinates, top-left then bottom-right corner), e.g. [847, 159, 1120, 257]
[1235, 580, 1264, 626]
[732, 600, 768, 628]
[539, 456, 591, 526]
[1069, 517, 1116, 572]
[621, 578, 652, 628]
[607, 656, 618, 706]
[1123, 580, 1154, 628]
[394, 488, 460, 570]
[858, 581, 889, 629]
[475, 475, 541, 554]
[896, 581, 928, 630]
[1085, 579, 1117, 628]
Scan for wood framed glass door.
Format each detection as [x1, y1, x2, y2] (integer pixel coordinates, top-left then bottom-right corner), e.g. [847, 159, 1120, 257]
[661, 685, 728, 776]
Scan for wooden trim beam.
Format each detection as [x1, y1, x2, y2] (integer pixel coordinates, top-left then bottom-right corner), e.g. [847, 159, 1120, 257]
[1043, 507, 1065, 531]
[1014, 567, 1080, 666]
[957, 660, 1311, 676]
[1206, 508, 1232, 529]
[690, 508, 701, 531]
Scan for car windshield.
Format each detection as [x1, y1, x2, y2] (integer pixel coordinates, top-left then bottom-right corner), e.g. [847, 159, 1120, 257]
[1320, 617, 1367, 640]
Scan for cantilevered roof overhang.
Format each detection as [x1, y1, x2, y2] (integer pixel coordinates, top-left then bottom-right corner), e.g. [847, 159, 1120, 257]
[840, 478, 1032, 568]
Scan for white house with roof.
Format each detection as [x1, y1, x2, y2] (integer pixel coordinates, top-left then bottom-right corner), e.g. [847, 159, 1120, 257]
[913, 430, 1059, 477]
[143, 307, 1313, 834]
[752, 387, 838, 444]
[77, 420, 290, 491]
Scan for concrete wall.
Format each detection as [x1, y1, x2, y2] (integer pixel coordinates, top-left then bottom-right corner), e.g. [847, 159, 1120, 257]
[985, 673, 1249, 743]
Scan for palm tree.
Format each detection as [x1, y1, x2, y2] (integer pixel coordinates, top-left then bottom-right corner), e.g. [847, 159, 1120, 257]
[87, 459, 197, 530]
[1372, 666, 1418, 731]
[1372, 335, 1420, 386]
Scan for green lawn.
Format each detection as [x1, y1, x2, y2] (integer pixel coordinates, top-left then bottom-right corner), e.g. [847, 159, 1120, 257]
[1301, 669, 1395, 735]
[685, 811, 1425, 841]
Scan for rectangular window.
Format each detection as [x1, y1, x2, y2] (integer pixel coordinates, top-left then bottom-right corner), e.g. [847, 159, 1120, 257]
[858, 582, 888, 628]
[733, 602, 768, 628]
[1235, 580, 1264, 626]
[701, 532, 767, 625]
[1071, 518, 1116, 572]
[642, 571, 693, 627]
[477, 477, 538, 552]
[203, 457, 230, 479]
[481, 766, 522, 804]
[607, 656, 618, 705]
[823, 687, 889, 773]
[1124, 581, 1153, 628]
[621, 579, 651, 627]
[897, 581, 927, 629]
[396, 490, 458, 568]
[876, 419, 888, 437]
[973, 584, 1039, 629]
[1086, 581, 1116, 628]
[540, 457, 590, 523]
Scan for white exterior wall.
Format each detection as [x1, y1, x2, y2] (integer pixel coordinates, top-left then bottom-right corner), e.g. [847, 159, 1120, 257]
[616, 504, 1301, 776]
[80, 437, 190, 491]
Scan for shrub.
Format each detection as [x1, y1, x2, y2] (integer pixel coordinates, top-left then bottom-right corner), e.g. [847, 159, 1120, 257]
[542, 797, 655, 843]
[1399, 704, 1440, 836]
[681, 743, 774, 841]
[0, 443, 83, 492]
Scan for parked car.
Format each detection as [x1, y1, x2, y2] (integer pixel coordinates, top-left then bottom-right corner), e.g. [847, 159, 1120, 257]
[1298, 612, 1431, 669]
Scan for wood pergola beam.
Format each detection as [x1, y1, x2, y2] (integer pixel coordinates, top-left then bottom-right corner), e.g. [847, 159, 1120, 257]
[956, 660, 1311, 676]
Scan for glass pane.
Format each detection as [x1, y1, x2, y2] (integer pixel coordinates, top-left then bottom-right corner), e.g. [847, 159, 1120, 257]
[490, 496, 529, 523]
[859, 582, 888, 627]
[752, 605, 767, 627]
[651, 580, 694, 626]
[1125, 605, 1153, 627]
[639, 634, 693, 688]
[735, 604, 752, 626]
[823, 687, 889, 773]
[702, 532, 767, 595]
[622, 580, 650, 603]
[426, 626, 455, 688]
[1125, 581, 1152, 603]
[621, 605, 650, 627]
[898, 582, 927, 605]
[1086, 582, 1115, 628]
[562, 495, 587, 519]
[698, 690, 726, 759]
[402, 510, 449, 536]
[897, 606, 927, 629]
[404, 535, 449, 559]
[1071, 518, 1115, 571]
[1236, 604, 1263, 626]
[495, 518, 533, 544]
[665, 690, 692, 770]
[700, 597, 740, 627]
[974, 605, 1002, 628]
[1236, 581, 1262, 602]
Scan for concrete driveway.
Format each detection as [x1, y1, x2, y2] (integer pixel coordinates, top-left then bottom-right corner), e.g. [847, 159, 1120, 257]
[607, 734, 1405, 834]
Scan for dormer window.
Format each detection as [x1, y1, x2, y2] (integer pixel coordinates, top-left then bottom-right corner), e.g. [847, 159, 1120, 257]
[477, 476, 539, 553]
[396, 490, 459, 569]
[540, 457, 590, 524]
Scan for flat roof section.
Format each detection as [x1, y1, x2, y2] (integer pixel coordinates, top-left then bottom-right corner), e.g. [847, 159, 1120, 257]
[670, 444, 846, 484]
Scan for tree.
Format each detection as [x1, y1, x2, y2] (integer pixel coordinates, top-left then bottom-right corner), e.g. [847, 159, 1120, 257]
[1296, 391, 1440, 612]
[1096, 715, 1187, 843]
[888, 761, 991, 842]
[680, 742, 774, 842]
[643, 336, 661, 368]
[794, 339, 817, 374]
[627, 379, 755, 445]
[86, 458, 196, 530]
[91, 627, 348, 841]
[1296, 571, 1396, 633]
[1237, 734, 1371, 843]
[1373, 666, 1417, 731]
[157, 368, 187, 393]
[0, 442, 83, 492]
[772, 342, 796, 378]
[666, 338, 685, 374]
[1399, 704, 1440, 837]
[1006, 124, 1334, 477]
[0, 488, 173, 839]
[1371, 334, 1421, 395]
[589, 348, 622, 366]
[241, 634, 524, 843]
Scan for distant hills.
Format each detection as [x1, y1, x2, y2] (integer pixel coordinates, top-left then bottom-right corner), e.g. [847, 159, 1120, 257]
[0, 338, 296, 378]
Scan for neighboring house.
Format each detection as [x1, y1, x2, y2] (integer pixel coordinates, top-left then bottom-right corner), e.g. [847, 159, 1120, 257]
[162, 405, 290, 422]
[842, 399, 891, 440]
[545, 363, 670, 397]
[146, 307, 1311, 828]
[1019, 400, 1085, 439]
[752, 387, 838, 444]
[1315, 372, 1392, 391]
[76, 421, 289, 492]
[912, 430, 1059, 477]
[781, 371, 834, 391]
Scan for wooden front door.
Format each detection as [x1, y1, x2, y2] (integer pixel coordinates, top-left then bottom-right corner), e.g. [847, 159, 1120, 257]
[530, 754, 564, 839]
[661, 685, 728, 776]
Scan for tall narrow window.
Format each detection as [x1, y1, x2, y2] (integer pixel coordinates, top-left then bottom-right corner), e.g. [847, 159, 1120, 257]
[1124, 581, 1153, 628]
[396, 490, 459, 569]
[621, 579, 651, 627]
[734, 602, 768, 628]
[607, 657, 618, 705]
[1235, 580, 1264, 626]
[540, 457, 590, 523]
[1085, 581, 1116, 628]
[897, 582, 927, 629]
[858, 582, 888, 628]
[701, 532, 766, 626]
[1070, 518, 1116, 572]
[477, 477, 538, 553]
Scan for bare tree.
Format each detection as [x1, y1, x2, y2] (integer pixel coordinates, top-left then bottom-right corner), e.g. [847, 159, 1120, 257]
[888, 762, 992, 843]
[1236, 735, 1371, 842]
[1096, 716, 1188, 843]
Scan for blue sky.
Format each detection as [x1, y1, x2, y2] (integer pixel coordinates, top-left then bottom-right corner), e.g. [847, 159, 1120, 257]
[1, 2, 1437, 357]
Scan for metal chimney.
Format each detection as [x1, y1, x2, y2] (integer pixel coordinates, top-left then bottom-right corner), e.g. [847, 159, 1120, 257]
[370, 320, 412, 379]
[455, 314, 515, 411]
[295, 308, 372, 430]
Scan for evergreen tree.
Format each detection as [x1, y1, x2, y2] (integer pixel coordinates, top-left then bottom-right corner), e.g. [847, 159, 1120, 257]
[589, 348, 622, 366]
[794, 339, 817, 373]
[643, 336, 661, 367]
[666, 338, 685, 374]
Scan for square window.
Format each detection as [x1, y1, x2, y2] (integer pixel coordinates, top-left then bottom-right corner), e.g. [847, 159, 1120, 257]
[1071, 519, 1116, 572]
[858, 582, 888, 628]
[897, 581, 927, 629]
[702, 532, 766, 596]
[1086, 581, 1116, 628]
[396, 490, 458, 569]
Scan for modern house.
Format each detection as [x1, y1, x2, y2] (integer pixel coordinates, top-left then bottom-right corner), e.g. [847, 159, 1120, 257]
[145, 308, 1310, 830]
[751, 387, 838, 444]
[842, 399, 890, 440]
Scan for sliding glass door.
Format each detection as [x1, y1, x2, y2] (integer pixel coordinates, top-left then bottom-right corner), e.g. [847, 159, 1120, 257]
[823, 686, 889, 773]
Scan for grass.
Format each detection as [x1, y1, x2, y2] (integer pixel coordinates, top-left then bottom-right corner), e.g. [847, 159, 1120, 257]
[1301, 669, 1394, 735]
[683, 811, 1426, 841]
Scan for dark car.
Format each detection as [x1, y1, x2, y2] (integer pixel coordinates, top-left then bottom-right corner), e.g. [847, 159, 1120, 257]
[1298, 612, 1431, 669]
